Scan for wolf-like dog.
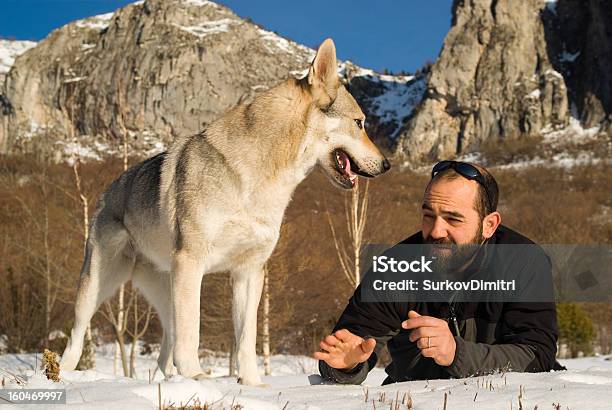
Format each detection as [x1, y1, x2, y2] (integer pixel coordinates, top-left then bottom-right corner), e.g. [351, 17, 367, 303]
[60, 38, 390, 385]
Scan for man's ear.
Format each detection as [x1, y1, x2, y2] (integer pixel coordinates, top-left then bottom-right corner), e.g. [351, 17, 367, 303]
[308, 38, 340, 108]
[482, 211, 501, 239]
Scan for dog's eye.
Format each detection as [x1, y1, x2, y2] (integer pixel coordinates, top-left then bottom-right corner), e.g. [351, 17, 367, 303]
[354, 119, 364, 129]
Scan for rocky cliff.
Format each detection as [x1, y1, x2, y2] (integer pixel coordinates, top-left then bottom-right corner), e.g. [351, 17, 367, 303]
[0, 0, 425, 160]
[2, 0, 609, 165]
[395, 0, 611, 164]
[1, 0, 315, 155]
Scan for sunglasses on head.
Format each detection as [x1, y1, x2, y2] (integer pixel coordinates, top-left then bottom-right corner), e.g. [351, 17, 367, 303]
[431, 160, 494, 213]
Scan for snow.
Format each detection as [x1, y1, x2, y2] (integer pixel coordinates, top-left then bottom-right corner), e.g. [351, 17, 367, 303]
[413, 110, 608, 172]
[0, 39, 37, 75]
[370, 77, 427, 139]
[544, 68, 564, 80]
[20, 121, 41, 141]
[56, 140, 104, 165]
[182, 0, 217, 7]
[63, 76, 88, 84]
[545, 117, 600, 140]
[544, 0, 558, 14]
[347, 65, 414, 85]
[495, 151, 604, 170]
[172, 19, 236, 38]
[75, 12, 114, 31]
[526, 88, 541, 99]
[296, 61, 426, 140]
[1, 344, 611, 409]
[257, 28, 315, 59]
[46, 133, 165, 165]
[334, 62, 428, 139]
[560, 50, 581, 63]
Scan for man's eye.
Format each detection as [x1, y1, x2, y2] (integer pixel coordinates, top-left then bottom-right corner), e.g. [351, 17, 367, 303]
[354, 119, 364, 129]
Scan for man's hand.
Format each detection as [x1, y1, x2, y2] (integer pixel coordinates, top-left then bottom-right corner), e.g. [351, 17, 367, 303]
[402, 310, 456, 366]
[314, 329, 376, 371]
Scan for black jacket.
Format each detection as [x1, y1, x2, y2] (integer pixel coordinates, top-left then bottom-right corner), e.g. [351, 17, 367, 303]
[319, 225, 562, 384]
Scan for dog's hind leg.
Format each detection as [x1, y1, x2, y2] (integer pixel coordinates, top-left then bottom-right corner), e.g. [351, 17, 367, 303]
[131, 261, 176, 378]
[61, 224, 135, 371]
[231, 265, 265, 386]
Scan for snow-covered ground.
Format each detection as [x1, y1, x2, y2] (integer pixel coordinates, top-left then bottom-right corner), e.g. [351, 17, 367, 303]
[0, 39, 37, 75]
[1, 344, 611, 409]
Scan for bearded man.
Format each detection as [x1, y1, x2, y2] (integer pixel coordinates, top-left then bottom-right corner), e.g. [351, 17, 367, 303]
[316, 161, 563, 384]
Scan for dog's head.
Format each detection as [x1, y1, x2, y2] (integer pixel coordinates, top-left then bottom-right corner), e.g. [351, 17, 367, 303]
[304, 38, 390, 189]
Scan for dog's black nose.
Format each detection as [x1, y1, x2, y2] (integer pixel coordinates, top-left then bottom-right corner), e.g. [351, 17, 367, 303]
[382, 158, 391, 172]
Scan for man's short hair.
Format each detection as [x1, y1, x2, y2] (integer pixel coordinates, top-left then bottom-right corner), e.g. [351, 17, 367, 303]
[428, 164, 499, 219]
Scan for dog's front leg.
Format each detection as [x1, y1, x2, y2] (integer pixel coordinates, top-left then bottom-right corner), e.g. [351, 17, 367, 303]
[232, 266, 265, 386]
[172, 250, 206, 378]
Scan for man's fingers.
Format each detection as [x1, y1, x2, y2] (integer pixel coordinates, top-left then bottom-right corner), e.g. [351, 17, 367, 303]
[324, 334, 340, 346]
[313, 351, 330, 361]
[402, 315, 444, 329]
[320, 340, 335, 352]
[334, 329, 354, 342]
[416, 337, 437, 350]
[421, 346, 436, 358]
[360, 338, 376, 354]
[401, 310, 422, 329]
[409, 327, 439, 342]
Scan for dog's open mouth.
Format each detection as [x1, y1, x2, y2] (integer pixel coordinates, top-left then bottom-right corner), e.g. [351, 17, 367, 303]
[334, 149, 358, 187]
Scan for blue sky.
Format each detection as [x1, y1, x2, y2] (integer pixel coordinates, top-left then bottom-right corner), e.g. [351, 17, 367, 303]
[0, 0, 452, 73]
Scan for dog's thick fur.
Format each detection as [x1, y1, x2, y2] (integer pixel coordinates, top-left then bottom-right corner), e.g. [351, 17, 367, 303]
[60, 39, 389, 385]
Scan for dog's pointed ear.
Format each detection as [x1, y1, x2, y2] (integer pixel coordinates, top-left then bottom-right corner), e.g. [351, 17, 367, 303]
[308, 38, 339, 108]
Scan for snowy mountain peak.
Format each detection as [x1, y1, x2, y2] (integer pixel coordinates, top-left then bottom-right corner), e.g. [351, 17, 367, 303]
[0, 40, 37, 75]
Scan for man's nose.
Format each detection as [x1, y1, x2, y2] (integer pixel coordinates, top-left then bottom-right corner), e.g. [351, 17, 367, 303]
[430, 217, 448, 239]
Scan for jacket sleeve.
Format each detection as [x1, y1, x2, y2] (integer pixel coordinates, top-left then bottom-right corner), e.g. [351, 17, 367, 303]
[445, 301, 559, 378]
[318, 282, 410, 384]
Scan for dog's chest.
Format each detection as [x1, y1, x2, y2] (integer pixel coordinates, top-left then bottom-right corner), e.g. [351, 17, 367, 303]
[203, 204, 284, 273]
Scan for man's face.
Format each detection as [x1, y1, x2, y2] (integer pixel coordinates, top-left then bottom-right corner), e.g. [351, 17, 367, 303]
[421, 177, 485, 271]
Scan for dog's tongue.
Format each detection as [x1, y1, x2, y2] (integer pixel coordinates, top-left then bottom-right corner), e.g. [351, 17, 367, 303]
[338, 151, 355, 178]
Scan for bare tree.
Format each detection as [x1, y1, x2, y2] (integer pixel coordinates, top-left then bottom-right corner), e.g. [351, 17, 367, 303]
[126, 291, 154, 378]
[72, 159, 95, 370]
[261, 265, 271, 376]
[40, 159, 55, 337]
[101, 295, 130, 376]
[115, 79, 129, 375]
[326, 179, 370, 288]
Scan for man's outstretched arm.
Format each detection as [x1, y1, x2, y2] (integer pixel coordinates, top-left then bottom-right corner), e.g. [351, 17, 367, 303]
[316, 282, 409, 384]
[316, 329, 378, 385]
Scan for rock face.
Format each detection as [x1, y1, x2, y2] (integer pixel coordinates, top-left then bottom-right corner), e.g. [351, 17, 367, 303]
[543, 0, 612, 129]
[2, 0, 609, 163]
[0, 40, 37, 149]
[395, 0, 610, 164]
[2, 0, 316, 154]
[0, 0, 423, 159]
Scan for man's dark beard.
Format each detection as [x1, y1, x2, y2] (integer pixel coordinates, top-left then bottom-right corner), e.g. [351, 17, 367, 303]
[423, 223, 485, 277]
